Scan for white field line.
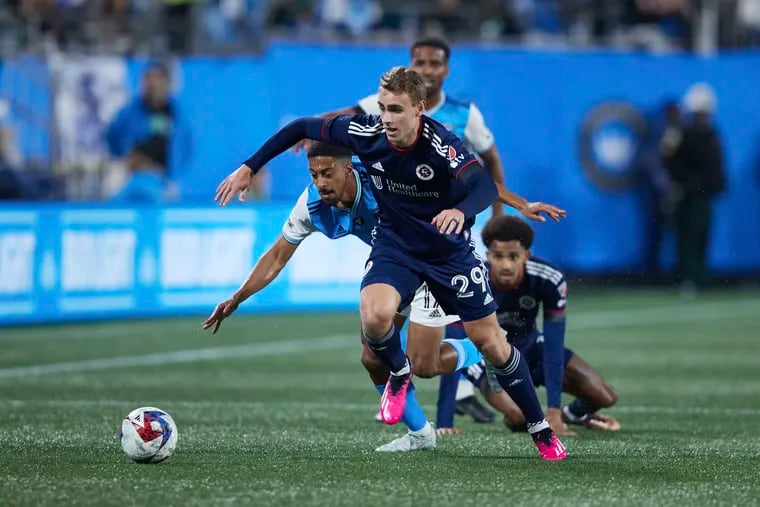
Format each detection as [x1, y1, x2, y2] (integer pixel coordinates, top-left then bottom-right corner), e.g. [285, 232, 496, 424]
[0, 334, 355, 379]
[0, 298, 757, 380]
[1, 398, 759, 417]
[2, 297, 757, 344]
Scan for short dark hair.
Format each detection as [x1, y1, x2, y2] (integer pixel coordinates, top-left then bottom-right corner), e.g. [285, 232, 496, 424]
[481, 216, 535, 250]
[411, 37, 451, 62]
[307, 141, 353, 159]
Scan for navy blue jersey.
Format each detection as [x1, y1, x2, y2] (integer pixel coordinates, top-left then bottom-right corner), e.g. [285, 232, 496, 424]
[491, 257, 567, 340]
[321, 114, 479, 260]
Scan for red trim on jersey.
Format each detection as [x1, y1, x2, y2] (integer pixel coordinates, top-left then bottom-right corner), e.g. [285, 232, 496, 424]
[320, 118, 329, 141]
[545, 308, 566, 315]
[387, 120, 423, 152]
[454, 159, 478, 178]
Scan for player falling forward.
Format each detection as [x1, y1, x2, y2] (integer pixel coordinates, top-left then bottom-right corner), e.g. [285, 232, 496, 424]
[441, 216, 620, 434]
[215, 66, 567, 460]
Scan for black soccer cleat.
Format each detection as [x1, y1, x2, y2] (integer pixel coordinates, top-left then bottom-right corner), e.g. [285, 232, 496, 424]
[455, 395, 495, 423]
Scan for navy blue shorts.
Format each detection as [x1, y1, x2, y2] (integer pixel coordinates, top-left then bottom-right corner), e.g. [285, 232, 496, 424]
[361, 238, 497, 322]
[513, 329, 574, 387]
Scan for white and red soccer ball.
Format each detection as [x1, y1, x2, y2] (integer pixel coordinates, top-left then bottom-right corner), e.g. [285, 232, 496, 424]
[119, 406, 178, 463]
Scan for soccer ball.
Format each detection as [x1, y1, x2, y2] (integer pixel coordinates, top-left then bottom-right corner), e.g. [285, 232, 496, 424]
[119, 406, 178, 463]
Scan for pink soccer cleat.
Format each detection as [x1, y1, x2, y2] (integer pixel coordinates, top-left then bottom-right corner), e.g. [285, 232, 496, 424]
[532, 428, 568, 461]
[379, 365, 412, 425]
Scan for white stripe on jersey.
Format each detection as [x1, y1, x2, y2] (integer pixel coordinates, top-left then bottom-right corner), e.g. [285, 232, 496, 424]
[348, 121, 384, 137]
[526, 261, 563, 284]
[421, 124, 448, 159]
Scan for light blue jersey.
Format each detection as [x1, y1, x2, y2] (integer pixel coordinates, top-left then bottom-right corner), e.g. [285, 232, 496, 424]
[357, 91, 494, 154]
[281, 163, 378, 246]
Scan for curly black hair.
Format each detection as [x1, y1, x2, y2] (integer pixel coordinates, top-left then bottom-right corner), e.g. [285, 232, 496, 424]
[481, 216, 534, 249]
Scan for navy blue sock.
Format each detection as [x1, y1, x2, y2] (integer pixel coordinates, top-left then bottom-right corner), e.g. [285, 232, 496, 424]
[567, 398, 593, 419]
[491, 347, 546, 428]
[364, 323, 407, 373]
[436, 371, 459, 429]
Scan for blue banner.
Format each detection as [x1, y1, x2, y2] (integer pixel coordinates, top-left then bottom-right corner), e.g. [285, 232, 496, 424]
[0, 203, 372, 325]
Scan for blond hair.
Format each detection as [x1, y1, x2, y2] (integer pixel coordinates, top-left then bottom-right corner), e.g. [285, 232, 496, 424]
[379, 66, 427, 105]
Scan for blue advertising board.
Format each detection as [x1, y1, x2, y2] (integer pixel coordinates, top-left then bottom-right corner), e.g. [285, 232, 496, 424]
[0, 203, 372, 324]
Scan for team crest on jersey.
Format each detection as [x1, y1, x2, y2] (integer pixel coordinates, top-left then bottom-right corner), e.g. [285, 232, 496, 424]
[519, 296, 536, 309]
[415, 164, 434, 181]
[447, 146, 465, 168]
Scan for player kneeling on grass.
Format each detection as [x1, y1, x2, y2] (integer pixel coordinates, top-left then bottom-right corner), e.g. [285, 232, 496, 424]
[440, 216, 620, 434]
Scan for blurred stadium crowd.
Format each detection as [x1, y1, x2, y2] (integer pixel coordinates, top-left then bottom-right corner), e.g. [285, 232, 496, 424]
[1, 1, 759, 56]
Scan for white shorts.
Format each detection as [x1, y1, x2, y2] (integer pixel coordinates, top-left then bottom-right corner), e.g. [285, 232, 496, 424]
[399, 282, 461, 327]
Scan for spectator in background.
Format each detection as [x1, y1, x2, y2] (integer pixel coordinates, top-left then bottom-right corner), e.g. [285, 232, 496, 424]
[112, 136, 167, 203]
[664, 82, 726, 292]
[0, 97, 25, 200]
[640, 98, 681, 279]
[105, 62, 192, 198]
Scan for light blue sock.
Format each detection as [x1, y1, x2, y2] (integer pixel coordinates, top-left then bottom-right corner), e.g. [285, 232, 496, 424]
[374, 384, 427, 432]
[441, 338, 483, 371]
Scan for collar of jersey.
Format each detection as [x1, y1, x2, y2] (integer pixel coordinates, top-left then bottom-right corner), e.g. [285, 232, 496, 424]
[424, 91, 446, 116]
[350, 168, 362, 214]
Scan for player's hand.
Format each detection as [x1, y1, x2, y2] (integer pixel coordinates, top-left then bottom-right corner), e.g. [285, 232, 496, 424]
[202, 298, 240, 334]
[214, 164, 253, 206]
[432, 208, 465, 235]
[435, 427, 463, 436]
[547, 407, 577, 436]
[520, 202, 566, 223]
[291, 139, 313, 155]
[585, 413, 621, 431]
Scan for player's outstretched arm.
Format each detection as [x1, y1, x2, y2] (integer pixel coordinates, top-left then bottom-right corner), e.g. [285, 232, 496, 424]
[495, 184, 567, 223]
[202, 236, 299, 334]
[215, 117, 326, 206]
[479, 145, 507, 217]
[434, 164, 497, 234]
[292, 106, 362, 154]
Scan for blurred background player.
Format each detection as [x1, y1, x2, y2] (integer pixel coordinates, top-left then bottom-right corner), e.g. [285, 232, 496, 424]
[440, 215, 620, 434]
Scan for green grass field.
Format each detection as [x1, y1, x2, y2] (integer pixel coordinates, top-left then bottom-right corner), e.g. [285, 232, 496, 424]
[1, 289, 759, 506]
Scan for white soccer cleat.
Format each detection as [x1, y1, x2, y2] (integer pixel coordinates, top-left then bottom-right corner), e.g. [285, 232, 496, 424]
[374, 429, 436, 452]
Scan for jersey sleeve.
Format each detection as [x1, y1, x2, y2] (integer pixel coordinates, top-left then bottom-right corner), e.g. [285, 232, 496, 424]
[542, 276, 568, 316]
[281, 190, 316, 245]
[441, 128, 480, 179]
[464, 103, 495, 154]
[356, 93, 380, 115]
[321, 113, 382, 153]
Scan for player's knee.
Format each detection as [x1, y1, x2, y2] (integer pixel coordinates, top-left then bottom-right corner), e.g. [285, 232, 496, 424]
[360, 304, 396, 339]
[600, 385, 618, 408]
[360, 347, 384, 372]
[503, 411, 527, 432]
[409, 353, 437, 378]
[473, 336, 509, 366]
